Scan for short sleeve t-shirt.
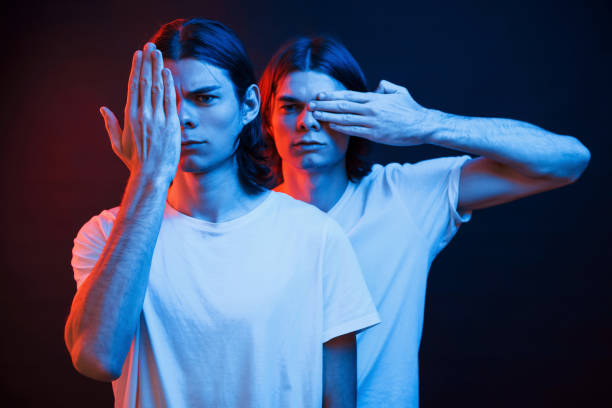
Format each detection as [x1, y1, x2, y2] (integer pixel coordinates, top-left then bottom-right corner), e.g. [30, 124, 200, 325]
[71, 191, 380, 407]
[327, 156, 471, 408]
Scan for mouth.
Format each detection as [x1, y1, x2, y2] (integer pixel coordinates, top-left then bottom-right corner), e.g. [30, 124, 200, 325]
[291, 141, 326, 153]
[181, 141, 207, 146]
[292, 140, 325, 147]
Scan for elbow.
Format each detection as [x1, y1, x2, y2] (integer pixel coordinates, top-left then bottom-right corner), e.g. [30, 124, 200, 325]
[69, 342, 123, 382]
[560, 138, 591, 184]
[65, 323, 122, 382]
[571, 141, 591, 181]
[541, 137, 591, 186]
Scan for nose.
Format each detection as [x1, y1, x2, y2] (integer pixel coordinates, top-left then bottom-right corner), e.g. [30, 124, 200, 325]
[178, 100, 198, 130]
[297, 107, 320, 132]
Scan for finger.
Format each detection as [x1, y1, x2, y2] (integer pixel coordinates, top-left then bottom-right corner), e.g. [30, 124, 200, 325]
[374, 81, 385, 94]
[313, 111, 372, 126]
[151, 49, 164, 115]
[139, 43, 155, 112]
[377, 79, 409, 94]
[100, 107, 122, 151]
[308, 100, 371, 115]
[163, 68, 178, 119]
[316, 90, 371, 103]
[125, 51, 142, 117]
[328, 123, 371, 137]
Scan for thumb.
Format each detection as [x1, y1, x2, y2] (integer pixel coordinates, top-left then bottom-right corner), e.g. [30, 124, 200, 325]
[375, 79, 409, 94]
[99, 107, 122, 150]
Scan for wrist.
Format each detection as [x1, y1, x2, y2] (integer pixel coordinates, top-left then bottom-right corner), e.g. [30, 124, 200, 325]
[422, 109, 456, 146]
[129, 167, 174, 191]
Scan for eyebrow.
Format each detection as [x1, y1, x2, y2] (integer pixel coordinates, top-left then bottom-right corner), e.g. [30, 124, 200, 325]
[276, 95, 306, 103]
[187, 85, 222, 94]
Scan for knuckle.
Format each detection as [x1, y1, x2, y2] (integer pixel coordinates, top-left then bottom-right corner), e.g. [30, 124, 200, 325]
[140, 77, 151, 87]
[155, 112, 166, 123]
[138, 112, 150, 125]
[151, 84, 162, 94]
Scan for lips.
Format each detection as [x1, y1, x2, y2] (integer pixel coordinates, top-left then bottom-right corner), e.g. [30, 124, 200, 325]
[292, 140, 324, 147]
[181, 141, 207, 146]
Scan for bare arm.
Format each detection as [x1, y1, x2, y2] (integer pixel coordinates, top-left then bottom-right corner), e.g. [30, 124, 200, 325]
[64, 43, 180, 381]
[323, 333, 357, 408]
[309, 80, 590, 211]
[427, 111, 590, 211]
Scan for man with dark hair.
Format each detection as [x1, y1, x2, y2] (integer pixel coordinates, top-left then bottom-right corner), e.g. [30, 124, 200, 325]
[65, 21, 379, 407]
[259, 36, 590, 407]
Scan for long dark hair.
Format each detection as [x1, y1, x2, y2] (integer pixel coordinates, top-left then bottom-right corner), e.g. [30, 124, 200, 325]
[151, 18, 272, 192]
[259, 36, 372, 186]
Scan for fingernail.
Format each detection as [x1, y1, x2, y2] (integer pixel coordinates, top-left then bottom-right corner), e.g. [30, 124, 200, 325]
[308, 102, 316, 109]
[317, 93, 326, 99]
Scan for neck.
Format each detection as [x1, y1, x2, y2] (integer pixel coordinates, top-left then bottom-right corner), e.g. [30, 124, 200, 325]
[277, 159, 348, 212]
[167, 157, 265, 223]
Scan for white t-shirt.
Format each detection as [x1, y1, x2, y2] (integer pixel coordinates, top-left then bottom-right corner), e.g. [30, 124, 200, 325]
[327, 156, 471, 408]
[71, 191, 380, 408]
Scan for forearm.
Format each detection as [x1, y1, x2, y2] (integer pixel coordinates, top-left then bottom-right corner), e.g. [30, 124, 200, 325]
[423, 110, 590, 181]
[65, 172, 170, 381]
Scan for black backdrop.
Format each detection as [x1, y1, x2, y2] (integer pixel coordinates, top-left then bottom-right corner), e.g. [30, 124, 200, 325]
[1, 0, 610, 406]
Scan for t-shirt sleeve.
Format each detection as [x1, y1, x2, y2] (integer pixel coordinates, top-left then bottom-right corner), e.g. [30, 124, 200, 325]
[384, 156, 472, 256]
[71, 208, 118, 289]
[320, 219, 381, 343]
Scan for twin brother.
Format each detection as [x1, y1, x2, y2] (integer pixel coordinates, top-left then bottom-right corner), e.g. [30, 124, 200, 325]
[65, 18, 590, 408]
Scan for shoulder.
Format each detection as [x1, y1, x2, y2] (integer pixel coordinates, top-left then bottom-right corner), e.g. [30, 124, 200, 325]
[71, 207, 120, 276]
[75, 206, 120, 244]
[360, 156, 471, 186]
[384, 156, 470, 177]
[269, 191, 343, 238]
[270, 191, 330, 221]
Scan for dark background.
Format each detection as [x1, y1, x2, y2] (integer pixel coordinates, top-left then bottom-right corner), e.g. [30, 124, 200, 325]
[1, 0, 610, 406]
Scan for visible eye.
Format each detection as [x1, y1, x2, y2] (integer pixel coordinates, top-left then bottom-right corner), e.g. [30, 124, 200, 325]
[194, 94, 217, 104]
[280, 104, 300, 113]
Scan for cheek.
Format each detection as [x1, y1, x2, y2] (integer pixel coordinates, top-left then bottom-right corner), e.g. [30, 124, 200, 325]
[327, 127, 350, 154]
[271, 115, 295, 146]
[202, 100, 242, 136]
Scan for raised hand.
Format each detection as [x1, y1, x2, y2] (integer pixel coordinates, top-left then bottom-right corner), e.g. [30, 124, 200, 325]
[308, 79, 435, 146]
[100, 43, 180, 182]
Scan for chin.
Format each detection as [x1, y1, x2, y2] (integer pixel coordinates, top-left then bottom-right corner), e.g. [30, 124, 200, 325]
[179, 153, 237, 175]
[178, 157, 211, 174]
[295, 155, 334, 171]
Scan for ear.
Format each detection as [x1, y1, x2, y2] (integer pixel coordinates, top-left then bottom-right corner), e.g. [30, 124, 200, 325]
[241, 84, 261, 126]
